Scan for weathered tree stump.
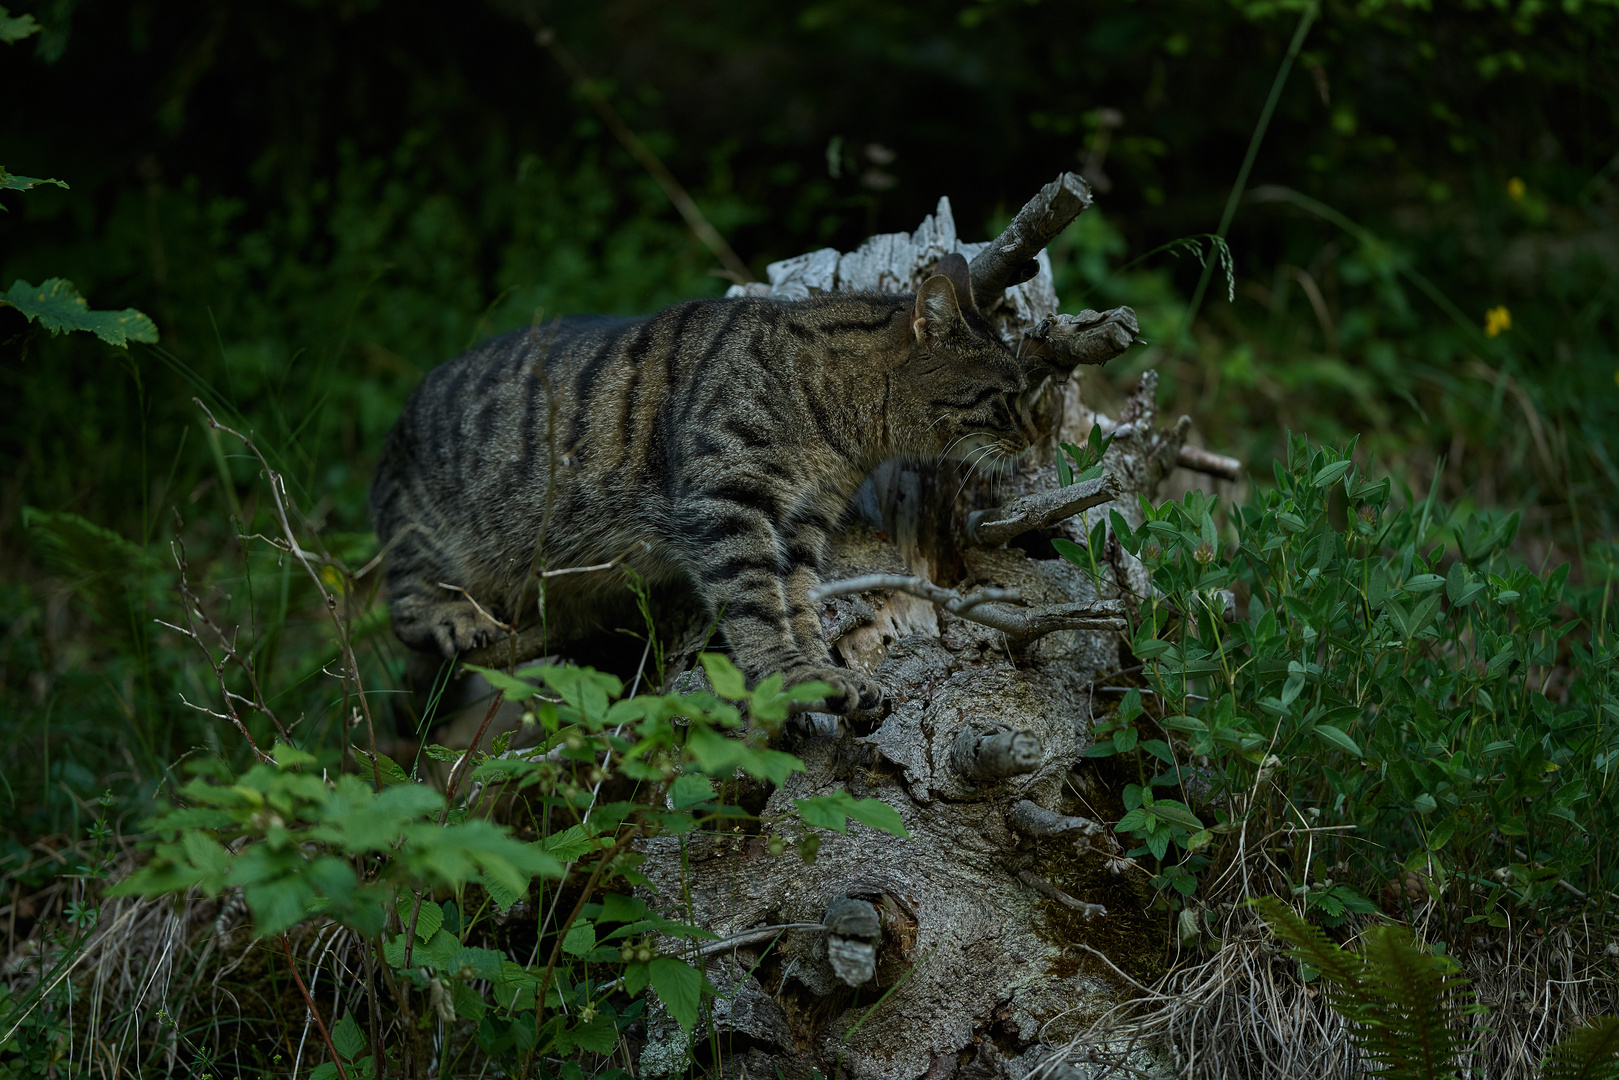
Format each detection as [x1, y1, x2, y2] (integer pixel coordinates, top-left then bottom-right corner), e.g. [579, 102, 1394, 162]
[630, 176, 1225, 1079]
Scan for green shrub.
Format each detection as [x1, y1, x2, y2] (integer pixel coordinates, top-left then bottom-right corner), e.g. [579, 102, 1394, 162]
[1077, 434, 1618, 927]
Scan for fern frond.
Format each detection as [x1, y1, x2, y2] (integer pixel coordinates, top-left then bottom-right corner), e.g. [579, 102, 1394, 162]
[1542, 1016, 1619, 1080]
[1354, 926, 1474, 1080]
[1251, 896, 1366, 990]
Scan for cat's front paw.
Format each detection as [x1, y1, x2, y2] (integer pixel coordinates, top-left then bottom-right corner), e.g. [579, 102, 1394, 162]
[423, 601, 504, 658]
[789, 667, 887, 715]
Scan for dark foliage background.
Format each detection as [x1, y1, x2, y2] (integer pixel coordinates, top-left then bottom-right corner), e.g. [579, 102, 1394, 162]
[1, 0, 1615, 859]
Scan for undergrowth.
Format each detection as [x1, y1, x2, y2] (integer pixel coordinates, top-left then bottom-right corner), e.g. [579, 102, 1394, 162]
[1078, 434, 1617, 936]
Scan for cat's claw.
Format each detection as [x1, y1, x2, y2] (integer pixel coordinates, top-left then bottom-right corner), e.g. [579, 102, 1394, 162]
[791, 668, 886, 716]
[424, 602, 502, 658]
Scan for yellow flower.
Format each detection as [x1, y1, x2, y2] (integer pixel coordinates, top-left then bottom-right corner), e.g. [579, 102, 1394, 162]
[1484, 306, 1512, 337]
[1507, 176, 1526, 201]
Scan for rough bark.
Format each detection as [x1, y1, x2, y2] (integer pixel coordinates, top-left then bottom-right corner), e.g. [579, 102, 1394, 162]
[628, 178, 1231, 1079]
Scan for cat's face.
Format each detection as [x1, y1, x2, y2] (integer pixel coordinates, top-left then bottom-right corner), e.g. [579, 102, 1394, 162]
[890, 258, 1053, 469]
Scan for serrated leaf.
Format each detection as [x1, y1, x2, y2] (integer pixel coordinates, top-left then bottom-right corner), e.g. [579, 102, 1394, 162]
[567, 1014, 620, 1054]
[794, 793, 854, 833]
[0, 9, 42, 44]
[331, 1014, 365, 1061]
[540, 823, 599, 863]
[451, 980, 487, 1021]
[562, 921, 596, 956]
[396, 897, 443, 943]
[648, 956, 706, 1034]
[2, 278, 157, 346]
[484, 873, 524, 913]
[700, 653, 748, 699]
[450, 945, 505, 979]
[419, 929, 462, 971]
[460, 665, 542, 701]
[670, 773, 716, 810]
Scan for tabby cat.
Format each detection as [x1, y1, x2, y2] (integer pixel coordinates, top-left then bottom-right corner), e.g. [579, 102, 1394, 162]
[370, 253, 1059, 713]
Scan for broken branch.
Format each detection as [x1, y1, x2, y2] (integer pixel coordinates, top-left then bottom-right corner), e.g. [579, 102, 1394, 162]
[967, 473, 1123, 547]
[970, 172, 1093, 300]
[808, 574, 1127, 648]
[1019, 307, 1140, 370]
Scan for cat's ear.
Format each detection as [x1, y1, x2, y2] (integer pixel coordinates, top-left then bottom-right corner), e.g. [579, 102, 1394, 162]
[913, 272, 965, 344]
[933, 252, 976, 311]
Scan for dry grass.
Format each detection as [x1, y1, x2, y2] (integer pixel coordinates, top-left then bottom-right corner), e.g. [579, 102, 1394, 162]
[1033, 907, 1619, 1080]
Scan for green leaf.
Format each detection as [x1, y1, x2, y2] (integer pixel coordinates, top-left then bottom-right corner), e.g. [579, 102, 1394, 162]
[461, 665, 542, 701]
[1147, 800, 1204, 832]
[845, 796, 908, 837]
[1312, 460, 1353, 488]
[794, 792, 909, 837]
[396, 897, 443, 943]
[567, 1015, 620, 1054]
[1, 278, 158, 346]
[700, 653, 748, 699]
[331, 1014, 366, 1061]
[271, 742, 319, 769]
[562, 922, 596, 956]
[540, 823, 600, 863]
[1403, 573, 1445, 594]
[0, 8, 43, 43]
[1050, 536, 1088, 565]
[354, 749, 412, 786]
[452, 981, 487, 1022]
[1312, 724, 1363, 758]
[684, 724, 804, 786]
[1540, 1015, 1619, 1080]
[647, 956, 707, 1034]
[670, 773, 717, 810]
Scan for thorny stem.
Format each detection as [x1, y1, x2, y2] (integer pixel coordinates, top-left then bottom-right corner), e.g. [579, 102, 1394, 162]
[527, 828, 640, 1075]
[282, 933, 351, 1080]
[402, 688, 509, 972]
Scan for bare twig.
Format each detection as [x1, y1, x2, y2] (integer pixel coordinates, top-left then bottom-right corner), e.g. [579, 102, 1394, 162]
[967, 473, 1122, 546]
[193, 399, 383, 793]
[1016, 870, 1107, 918]
[1008, 799, 1106, 839]
[1176, 445, 1243, 481]
[160, 535, 277, 761]
[809, 574, 1126, 648]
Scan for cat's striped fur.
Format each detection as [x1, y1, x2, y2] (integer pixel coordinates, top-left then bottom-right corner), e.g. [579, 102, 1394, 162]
[370, 254, 1054, 712]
